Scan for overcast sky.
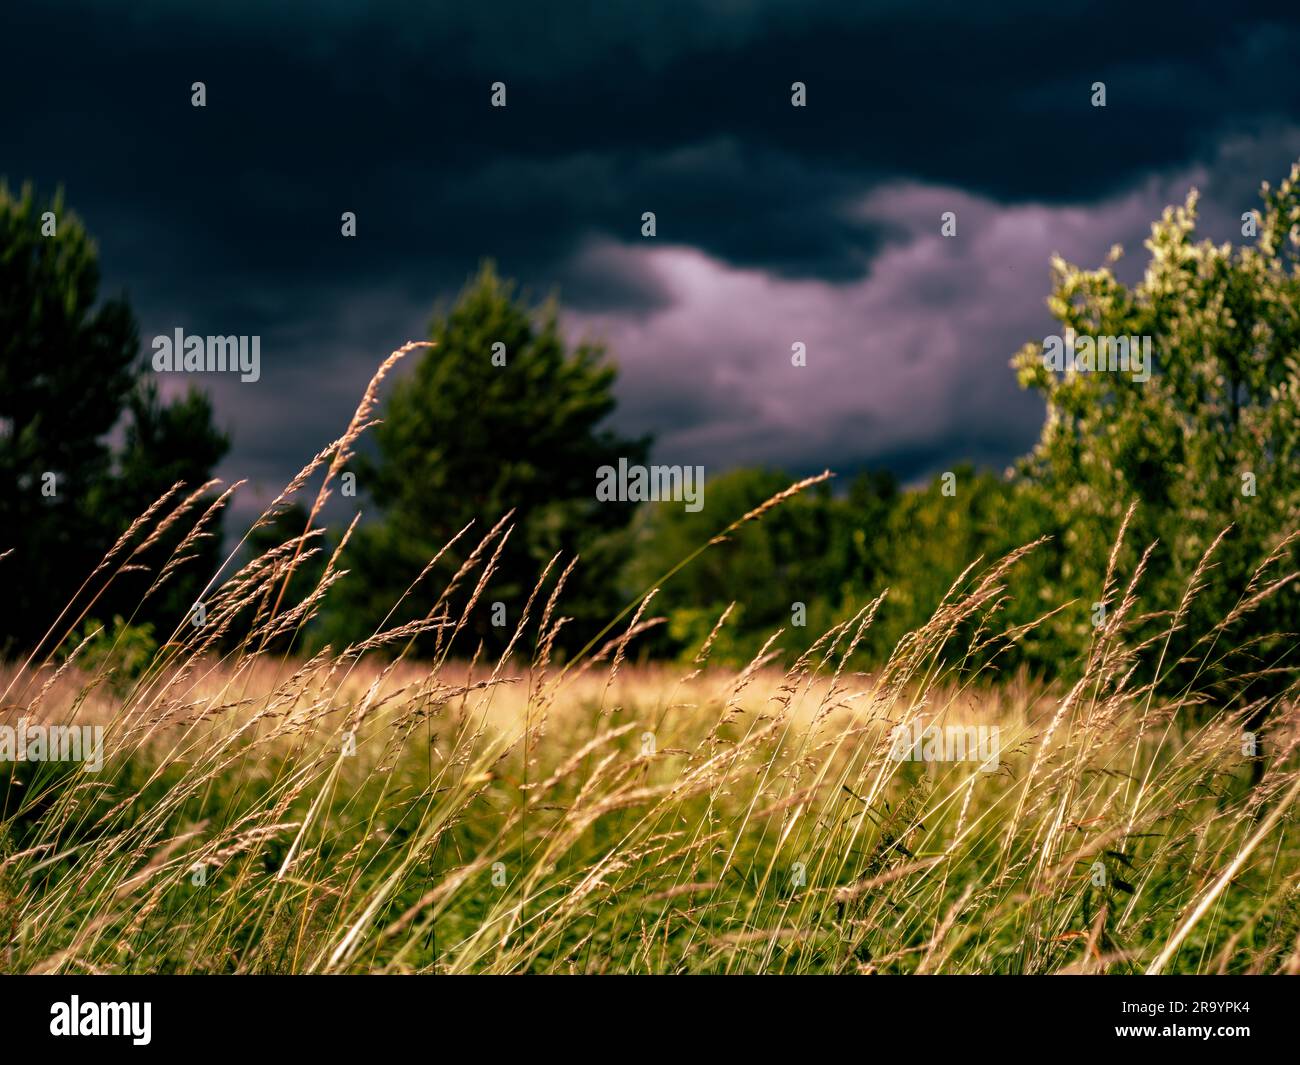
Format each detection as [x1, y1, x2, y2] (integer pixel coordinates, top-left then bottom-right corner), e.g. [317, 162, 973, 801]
[5, 0, 1300, 522]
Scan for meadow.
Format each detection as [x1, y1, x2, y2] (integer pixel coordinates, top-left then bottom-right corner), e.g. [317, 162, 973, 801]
[1, 353, 1297, 975]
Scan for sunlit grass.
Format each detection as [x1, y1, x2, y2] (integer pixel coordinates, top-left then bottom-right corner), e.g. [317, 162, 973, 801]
[1, 348, 1296, 975]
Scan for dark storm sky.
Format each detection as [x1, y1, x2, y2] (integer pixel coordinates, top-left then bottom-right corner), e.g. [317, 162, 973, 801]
[5, 0, 1300, 521]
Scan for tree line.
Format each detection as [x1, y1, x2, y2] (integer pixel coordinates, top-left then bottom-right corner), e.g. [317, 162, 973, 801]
[2, 169, 1297, 689]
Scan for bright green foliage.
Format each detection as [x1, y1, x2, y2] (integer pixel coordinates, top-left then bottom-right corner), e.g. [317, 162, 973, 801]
[868, 467, 1052, 663]
[62, 615, 158, 692]
[1012, 165, 1300, 686]
[625, 467, 898, 664]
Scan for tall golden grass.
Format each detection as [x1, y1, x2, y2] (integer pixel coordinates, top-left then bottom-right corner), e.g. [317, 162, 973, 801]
[1, 346, 1297, 974]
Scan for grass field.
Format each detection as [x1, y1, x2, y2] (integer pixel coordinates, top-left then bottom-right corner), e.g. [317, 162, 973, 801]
[3, 528, 1298, 975]
[2, 352, 1298, 976]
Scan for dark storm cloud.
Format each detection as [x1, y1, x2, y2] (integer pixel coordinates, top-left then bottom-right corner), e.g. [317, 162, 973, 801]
[9, 0, 1298, 286]
[3, 0, 1300, 509]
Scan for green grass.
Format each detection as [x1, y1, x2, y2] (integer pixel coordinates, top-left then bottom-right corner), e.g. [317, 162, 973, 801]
[1, 351, 1296, 975]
